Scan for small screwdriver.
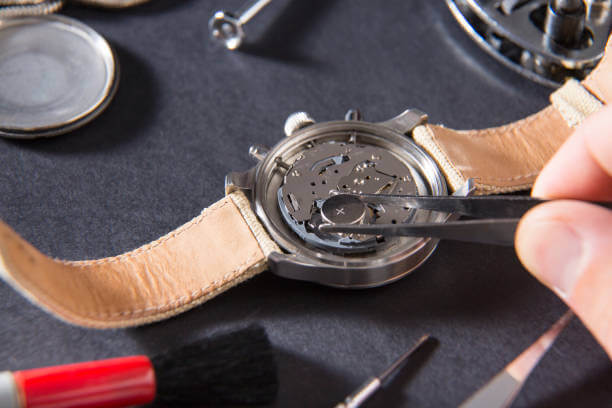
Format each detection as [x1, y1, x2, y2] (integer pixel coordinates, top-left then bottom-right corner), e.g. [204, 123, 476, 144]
[334, 334, 431, 408]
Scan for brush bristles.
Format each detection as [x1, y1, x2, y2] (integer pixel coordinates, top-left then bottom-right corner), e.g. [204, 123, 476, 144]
[153, 325, 278, 406]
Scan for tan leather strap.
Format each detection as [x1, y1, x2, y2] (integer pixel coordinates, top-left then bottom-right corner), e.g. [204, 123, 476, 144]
[412, 36, 612, 194]
[413, 105, 573, 193]
[414, 78, 608, 194]
[0, 191, 277, 328]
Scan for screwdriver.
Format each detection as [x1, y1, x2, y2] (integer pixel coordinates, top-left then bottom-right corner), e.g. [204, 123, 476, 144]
[334, 334, 431, 408]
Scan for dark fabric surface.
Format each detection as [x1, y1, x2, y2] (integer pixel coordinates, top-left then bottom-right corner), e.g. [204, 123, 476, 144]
[0, 1, 610, 407]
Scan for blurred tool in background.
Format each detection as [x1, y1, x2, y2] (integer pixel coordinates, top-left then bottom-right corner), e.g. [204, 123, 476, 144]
[460, 311, 574, 408]
[335, 334, 432, 408]
[447, 0, 612, 86]
[209, 0, 271, 50]
[0, 325, 277, 408]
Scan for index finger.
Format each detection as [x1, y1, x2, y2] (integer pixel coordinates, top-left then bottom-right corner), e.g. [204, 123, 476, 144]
[533, 105, 612, 201]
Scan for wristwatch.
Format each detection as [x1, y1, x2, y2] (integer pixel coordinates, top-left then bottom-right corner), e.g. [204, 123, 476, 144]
[0, 37, 609, 329]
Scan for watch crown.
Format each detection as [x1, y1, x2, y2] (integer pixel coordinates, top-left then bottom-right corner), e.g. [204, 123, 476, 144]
[284, 112, 315, 137]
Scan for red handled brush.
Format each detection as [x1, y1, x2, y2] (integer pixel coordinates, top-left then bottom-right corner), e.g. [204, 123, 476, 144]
[0, 325, 277, 408]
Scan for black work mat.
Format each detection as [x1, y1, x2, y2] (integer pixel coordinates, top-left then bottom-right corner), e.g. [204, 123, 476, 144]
[0, 1, 610, 407]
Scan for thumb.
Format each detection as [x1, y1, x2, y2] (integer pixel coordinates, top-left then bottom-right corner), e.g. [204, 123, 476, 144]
[515, 200, 612, 359]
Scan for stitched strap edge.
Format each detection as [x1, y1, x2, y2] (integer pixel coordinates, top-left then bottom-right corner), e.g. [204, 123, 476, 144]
[229, 190, 281, 258]
[551, 79, 603, 128]
[413, 124, 466, 192]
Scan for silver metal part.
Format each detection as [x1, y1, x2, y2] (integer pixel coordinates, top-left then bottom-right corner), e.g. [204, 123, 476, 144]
[446, 0, 612, 87]
[335, 334, 431, 408]
[321, 194, 368, 225]
[345, 109, 363, 121]
[332, 194, 558, 218]
[544, 0, 587, 48]
[0, 15, 118, 138]
[284, 111, 316, 136]
[317, 194, 612, 246]
[335, 378, 381, 408]
[208, 0, 271, 50]
[320, 219, 520, 246]
[231, 109, 451, 288]
[249, 144, 269, 161]
[0, 372, 19, 408]
[318, 194, 612, 245]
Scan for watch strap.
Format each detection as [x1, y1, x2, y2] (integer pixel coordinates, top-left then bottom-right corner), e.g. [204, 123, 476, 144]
[412, 36, 612, 194]
[413, 105, 571, 193]
[413, 79, 603, 194]
[0, 191, 278, 328]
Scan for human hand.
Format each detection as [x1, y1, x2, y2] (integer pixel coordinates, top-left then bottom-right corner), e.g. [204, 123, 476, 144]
[516, 105, 612, 359]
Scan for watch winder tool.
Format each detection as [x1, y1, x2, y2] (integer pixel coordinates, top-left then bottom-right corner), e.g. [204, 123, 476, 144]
[334, 334, 430, 408]
[318, 194, 612, 246]
[460, 311, 574, 408]
[209, 0, 271, 50]
[446, 0, 612, 86]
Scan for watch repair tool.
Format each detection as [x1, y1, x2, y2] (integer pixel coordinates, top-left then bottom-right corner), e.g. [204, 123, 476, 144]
[0, 325, 277, 408]
[446, 0, 612, 87]
[334, 334, 431, 408]
[208, 0, 271, 50]
[460, 311, 573, 408]
[0, 14, 118, 138]
[318, 194, 612, 246]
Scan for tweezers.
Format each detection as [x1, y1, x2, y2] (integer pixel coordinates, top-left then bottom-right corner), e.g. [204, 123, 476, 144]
[319, 194, 612, 246]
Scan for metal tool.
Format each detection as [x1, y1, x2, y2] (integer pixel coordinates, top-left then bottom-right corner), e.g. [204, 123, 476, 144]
[544, 0, 587, 48]
[334, 334, 430, 408]
[446, 0, 612, 87]
[208, 0, 271, 50]
[460, 311, 574, 408]
[318, 194, 612, 246]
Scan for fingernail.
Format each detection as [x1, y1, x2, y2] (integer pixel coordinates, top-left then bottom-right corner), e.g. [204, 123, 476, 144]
[516, 219, 585, 299]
